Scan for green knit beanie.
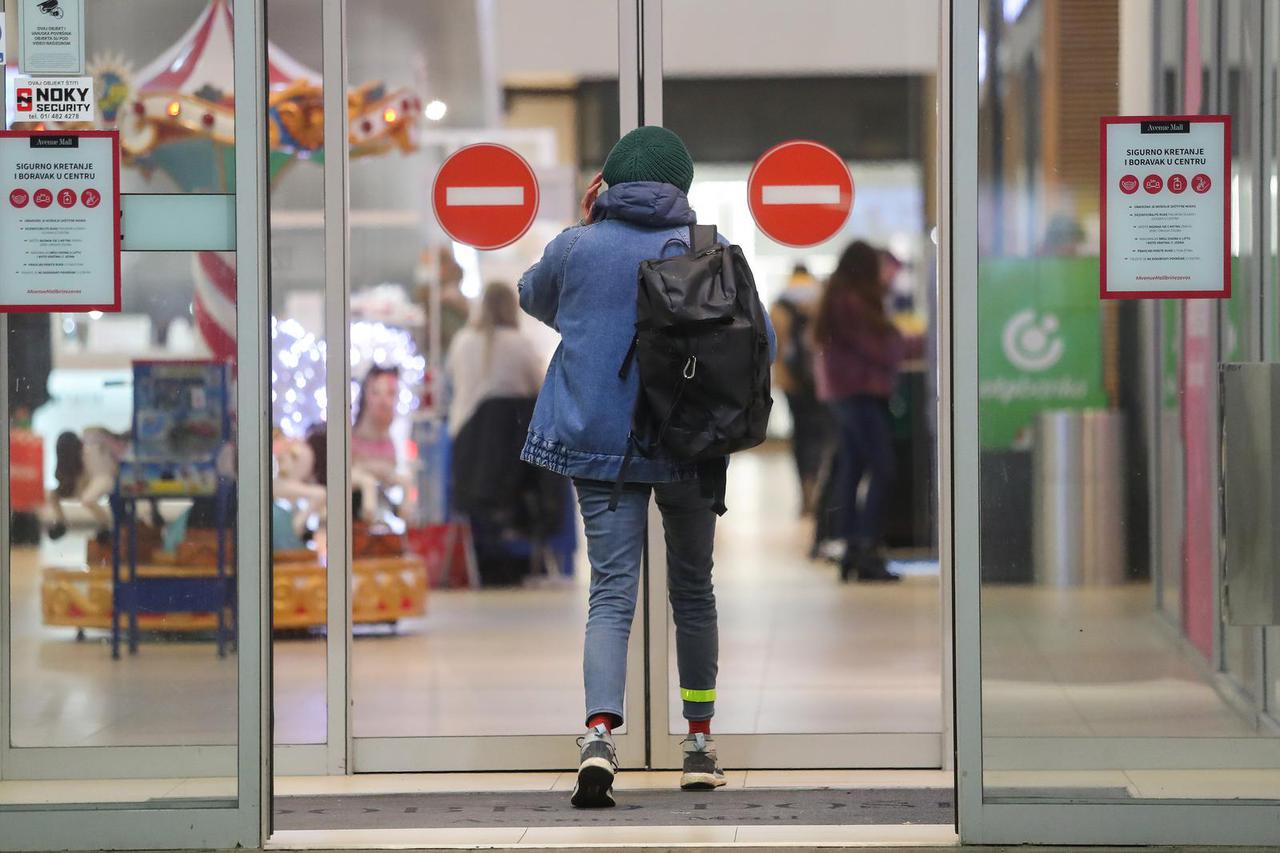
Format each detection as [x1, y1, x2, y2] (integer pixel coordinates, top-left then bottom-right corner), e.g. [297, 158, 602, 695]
[602, 126, 694, 193]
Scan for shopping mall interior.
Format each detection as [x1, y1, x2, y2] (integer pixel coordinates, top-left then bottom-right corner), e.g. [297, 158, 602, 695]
[2, 0, 1280, 850]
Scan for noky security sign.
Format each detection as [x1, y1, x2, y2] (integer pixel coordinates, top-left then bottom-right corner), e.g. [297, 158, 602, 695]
[13, 76, 95, 122]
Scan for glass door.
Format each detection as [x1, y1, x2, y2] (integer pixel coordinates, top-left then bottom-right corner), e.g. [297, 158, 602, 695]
[290, 0, 651, 772]
[285, 0, 950, 776]
[1, 0, 271, 848]
[951, 0, 1280, 844]
[645, 0, 946, 770]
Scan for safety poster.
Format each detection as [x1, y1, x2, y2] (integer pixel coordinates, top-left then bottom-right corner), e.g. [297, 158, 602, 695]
[0, 130, 121, 312]
[1101, 115, 1230, 299]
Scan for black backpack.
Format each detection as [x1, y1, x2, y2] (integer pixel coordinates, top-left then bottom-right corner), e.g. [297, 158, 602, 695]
[613, 224, 773, 514]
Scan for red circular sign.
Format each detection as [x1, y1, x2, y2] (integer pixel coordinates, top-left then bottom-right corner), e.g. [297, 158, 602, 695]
[431, 143, 540, 250]
[57, 188, 77, 209]
[1143, 174, 1164, 194]
[1192, 173, 1213, 194]
[748, 140, 854, 248]
[81, 188, 101, 208]
[32, 188, 53, 209]
[1119, 175, 1140, 195]
[9, 188, 30, 208]
[1167, 174, 1188, 194]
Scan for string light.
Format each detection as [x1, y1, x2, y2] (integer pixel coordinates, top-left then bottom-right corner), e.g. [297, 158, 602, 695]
[271, 316, 426, 438]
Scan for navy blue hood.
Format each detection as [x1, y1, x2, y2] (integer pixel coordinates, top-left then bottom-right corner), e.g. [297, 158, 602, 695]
[591, 181, 696, 228]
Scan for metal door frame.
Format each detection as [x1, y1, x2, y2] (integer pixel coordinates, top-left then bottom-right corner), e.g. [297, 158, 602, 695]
[0, 0, 273, 847]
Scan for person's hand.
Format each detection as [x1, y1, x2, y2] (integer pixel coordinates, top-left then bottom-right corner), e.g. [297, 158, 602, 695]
[580, 171, 604, 222]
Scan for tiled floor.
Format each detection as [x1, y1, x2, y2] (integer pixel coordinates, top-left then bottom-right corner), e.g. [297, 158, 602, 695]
[10, 449, 944, 749]
[6, 448, 1278, 805]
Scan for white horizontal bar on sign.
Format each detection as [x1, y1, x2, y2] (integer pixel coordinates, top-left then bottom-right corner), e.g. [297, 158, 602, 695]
[761, 184, 842, 205]
[446, 186, 524, 206]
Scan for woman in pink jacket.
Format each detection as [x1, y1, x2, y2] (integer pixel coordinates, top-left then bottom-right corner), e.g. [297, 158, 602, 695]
[812, 241, 906, 582]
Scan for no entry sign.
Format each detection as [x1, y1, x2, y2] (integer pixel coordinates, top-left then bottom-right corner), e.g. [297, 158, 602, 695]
[432, 143, 539, 251]
[748, 140, 854, 248]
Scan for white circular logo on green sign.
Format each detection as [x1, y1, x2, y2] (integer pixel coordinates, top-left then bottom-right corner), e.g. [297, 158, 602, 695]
[1002, 310, 1063, 372]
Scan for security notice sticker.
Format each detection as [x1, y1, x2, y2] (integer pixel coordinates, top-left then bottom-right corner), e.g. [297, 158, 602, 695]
[1101, 115, 1231, 299]
[19, 0, 85, 75]
[0, 130, 121, 313]
[12, 75, 96, 122]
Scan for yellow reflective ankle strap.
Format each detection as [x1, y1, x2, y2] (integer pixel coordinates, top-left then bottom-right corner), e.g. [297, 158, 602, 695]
[680, 687, 716, 703]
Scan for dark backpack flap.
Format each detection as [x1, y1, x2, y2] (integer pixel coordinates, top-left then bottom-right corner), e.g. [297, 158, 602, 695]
[638, 250, 735, 328]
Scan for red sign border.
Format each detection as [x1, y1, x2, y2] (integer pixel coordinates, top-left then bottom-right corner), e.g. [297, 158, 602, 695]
[1099, 115, 1231, 301]
[431, 142, 540, 251]
[0, 129, 122, 314]
[747, 139, 855, 249]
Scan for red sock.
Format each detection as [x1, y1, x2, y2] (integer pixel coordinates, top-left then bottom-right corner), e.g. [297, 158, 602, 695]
[688, 719, 711, 736]
[587, 714, 615, 732]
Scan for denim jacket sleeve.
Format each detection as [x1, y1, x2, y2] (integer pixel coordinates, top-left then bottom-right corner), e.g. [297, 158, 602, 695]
[518, 225, 585, 330]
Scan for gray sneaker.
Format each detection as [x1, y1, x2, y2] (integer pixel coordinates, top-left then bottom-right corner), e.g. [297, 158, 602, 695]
[571, 724, 618, 808]
[680, 733, 727, 790]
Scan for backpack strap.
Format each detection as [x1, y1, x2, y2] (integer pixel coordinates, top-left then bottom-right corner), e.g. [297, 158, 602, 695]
[698, 457, 729, 517]
[608, 439, 638, 511]
[689, 224, 717, 253]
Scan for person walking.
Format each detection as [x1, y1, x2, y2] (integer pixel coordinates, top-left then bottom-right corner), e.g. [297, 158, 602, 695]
[770, 263, 829, 515]
[812, 241, 906, 583]
[444, 282, 544, 440]
[518, 126, 772, 808]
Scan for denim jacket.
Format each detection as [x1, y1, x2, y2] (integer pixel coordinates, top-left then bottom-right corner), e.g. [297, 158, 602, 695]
[519, 181, 773, 483]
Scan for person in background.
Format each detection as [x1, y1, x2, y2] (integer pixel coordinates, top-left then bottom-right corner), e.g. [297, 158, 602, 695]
[812, 241, 905, 583]
[770, 263, 828, 515]
[444, 282, 544, 439]
[878, 248, 904, 304]
[1039, 212, 1086, 257]
[445, 282, 551, 586]
[351, 365, 414, 523]
[413, 246, 472, 358]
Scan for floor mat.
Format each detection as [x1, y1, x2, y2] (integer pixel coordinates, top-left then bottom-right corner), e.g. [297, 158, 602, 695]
[275, 787, 955, 829]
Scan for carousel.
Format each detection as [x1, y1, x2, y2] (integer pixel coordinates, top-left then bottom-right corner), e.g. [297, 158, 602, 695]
[39, 0, 432, 638]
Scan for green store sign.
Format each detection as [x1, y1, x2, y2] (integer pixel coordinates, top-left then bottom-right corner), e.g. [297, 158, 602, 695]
[978, 258, 1108, 449]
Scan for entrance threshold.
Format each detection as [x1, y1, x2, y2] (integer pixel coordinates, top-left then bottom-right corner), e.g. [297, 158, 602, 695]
[267, 770, 956, 848]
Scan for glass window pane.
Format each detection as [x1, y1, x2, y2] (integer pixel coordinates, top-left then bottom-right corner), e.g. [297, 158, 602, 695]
[661, 0, 942, 738]
[5, 0, 240, 808]
[978, 0, 1280, 803]
[344, 0, 617, 741]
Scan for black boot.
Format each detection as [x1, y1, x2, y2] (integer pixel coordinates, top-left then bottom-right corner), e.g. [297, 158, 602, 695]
[843, 541, 900, 583]
[856, 549, 900, 583]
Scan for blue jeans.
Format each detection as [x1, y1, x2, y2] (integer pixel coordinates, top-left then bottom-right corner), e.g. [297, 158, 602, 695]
[829, 395, 894, 548]
[575, 478, 718, 725]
